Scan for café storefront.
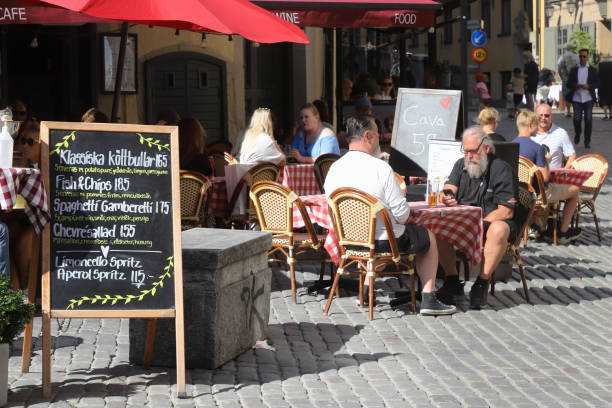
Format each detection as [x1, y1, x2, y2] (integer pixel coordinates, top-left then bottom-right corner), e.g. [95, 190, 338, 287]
[251, 0, 441, 132]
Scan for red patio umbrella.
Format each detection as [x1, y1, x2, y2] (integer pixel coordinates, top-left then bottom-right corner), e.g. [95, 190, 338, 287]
[18, 0, 308, 121]
[21, 0, 309, 44]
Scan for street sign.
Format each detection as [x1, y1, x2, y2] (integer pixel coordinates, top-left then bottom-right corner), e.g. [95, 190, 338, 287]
[466, 19, 481, 30]
[472, 47, 488, 63]
[471, 30, 487, 47]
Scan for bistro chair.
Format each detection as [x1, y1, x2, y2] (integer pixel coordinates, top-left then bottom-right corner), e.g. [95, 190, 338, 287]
[226, 162, 280, 228]
[394, 172, 407, 196]
[488, 182, 536, 303]
[210, 151, 237, 177]
[179, 170, 212, 230]
[250, 181, 333, 303]
[206, 140, 233, 154]
[570, 154, 608, 241]
[324, 187, 416, 320]
[518, 156, 560, 245]
[313, 153, 340, 193]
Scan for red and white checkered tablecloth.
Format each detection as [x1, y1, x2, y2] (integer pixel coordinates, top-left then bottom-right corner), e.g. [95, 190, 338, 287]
[207, 176, 227, 216]
[280, 164, 320, 196]
[550, 168, 593, 187]
[293, 195, 483, 266]
[0, 168, 50, 235]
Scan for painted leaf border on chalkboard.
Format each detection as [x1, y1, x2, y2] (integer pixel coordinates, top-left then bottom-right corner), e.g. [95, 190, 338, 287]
[50, 132, 170, 155]
[65, 256, 174, 309]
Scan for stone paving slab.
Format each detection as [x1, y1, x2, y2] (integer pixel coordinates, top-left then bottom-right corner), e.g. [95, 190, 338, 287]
[7, 113, 612, 407]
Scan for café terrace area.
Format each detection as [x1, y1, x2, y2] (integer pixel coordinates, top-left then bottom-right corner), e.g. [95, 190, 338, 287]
[5, 113, 612, 407]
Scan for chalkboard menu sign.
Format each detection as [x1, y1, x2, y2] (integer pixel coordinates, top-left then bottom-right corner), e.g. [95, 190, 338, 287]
[390, 88, 462, 177]
[40, 122, 186, 396]
[44, 125, 179, 310]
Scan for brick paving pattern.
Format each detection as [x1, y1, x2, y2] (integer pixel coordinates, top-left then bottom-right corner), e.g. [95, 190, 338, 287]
[7, 112, 612, 407]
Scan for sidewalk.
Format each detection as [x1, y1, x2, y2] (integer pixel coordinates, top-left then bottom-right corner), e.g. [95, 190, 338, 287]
[7, 111, 612, 407]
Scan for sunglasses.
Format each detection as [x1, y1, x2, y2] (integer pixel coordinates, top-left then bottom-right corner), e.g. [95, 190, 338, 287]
[382, 82, 393, 86]
[539, 114, 551, 118]
[580, 55, 588, 59]
[18, 137, 36, 146]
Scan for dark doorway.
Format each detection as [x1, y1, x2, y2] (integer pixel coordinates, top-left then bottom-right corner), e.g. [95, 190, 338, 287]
[245, 43, 292, 144]
[1, 24, 96, 121]
[145, 52, 227, 142]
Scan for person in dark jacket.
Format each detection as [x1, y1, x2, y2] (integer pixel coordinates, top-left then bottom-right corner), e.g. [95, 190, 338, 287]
[567, 48, 600, 148]
[523, 51, 539, 112]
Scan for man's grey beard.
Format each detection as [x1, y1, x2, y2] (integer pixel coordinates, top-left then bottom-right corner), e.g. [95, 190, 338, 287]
[466, 153, 488, 178]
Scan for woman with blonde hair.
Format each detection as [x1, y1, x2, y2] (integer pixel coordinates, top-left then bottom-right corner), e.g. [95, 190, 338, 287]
[239, 108, 285, 166]
[477, 107, 506, 142]
[178, 116, 212, 176]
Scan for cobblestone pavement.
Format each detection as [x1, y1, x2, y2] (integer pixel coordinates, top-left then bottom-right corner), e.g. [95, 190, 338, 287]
[7, 112, 612, 407]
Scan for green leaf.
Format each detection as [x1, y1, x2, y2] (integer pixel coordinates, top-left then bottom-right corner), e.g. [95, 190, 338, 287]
[125, 298, 131, 304]
[91, 298, 97, 304]
[112, 298, 118, 305]
[151, 287, 156, 296]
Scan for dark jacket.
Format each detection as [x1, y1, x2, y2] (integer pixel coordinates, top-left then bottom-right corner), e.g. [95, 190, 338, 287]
[567, 65, 599, 102]
[524, 61, 539, 93]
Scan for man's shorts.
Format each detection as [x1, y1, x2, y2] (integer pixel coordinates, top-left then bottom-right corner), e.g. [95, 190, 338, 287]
[484, 219, 520, 245]
[513, 93, 523, 106]
[545, 183, 574, 202]
[374, 224, 430, 255]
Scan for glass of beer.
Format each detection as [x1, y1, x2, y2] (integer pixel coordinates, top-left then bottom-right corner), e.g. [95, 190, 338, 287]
[427, 178, 440, 206]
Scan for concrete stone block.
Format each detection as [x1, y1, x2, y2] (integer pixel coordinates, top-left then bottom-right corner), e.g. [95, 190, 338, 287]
[129, 228, 272, 369]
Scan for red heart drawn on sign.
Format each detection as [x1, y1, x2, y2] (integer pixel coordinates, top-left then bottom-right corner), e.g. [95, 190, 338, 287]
[440, 97, 451, 109]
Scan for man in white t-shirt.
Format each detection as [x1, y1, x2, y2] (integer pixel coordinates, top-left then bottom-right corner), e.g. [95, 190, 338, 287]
[324, 115, 455, 316]
[533, 103, 576, 169]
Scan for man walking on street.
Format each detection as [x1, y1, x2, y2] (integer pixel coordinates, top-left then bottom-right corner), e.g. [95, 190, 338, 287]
[567, 48, 599, 149]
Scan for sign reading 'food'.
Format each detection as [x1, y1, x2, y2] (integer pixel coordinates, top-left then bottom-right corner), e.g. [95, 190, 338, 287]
[47, 127, 176, 311]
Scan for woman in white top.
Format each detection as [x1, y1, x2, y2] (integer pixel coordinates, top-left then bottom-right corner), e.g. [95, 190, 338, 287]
[239, 108, 286, 166]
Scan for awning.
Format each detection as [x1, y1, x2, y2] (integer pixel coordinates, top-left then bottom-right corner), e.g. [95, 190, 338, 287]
[252, 0, 441, 28]
[0, 1, 108, 24]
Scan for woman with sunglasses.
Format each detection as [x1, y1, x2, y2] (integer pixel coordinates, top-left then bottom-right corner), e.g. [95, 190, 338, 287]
[374, 76, 397, 101]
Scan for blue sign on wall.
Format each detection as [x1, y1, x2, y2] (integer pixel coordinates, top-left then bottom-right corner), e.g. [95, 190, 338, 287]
[471, 30, 487, 47]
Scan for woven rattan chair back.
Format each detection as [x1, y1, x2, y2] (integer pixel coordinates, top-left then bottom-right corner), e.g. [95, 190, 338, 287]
[314, 153, 340, 193]
[179, 170, 211, 229]
[571, 154, 608, 196]
[227, 162, 280, 219]
[327, 187, 399, 259]
[250, 182, 293, 233]
[518, 156, 547, 205]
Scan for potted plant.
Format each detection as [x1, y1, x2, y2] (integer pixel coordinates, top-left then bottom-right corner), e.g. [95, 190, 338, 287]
[0, 278, 35, 407]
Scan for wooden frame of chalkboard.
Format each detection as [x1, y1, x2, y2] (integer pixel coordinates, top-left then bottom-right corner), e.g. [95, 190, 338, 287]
[39, 122, 185, 398]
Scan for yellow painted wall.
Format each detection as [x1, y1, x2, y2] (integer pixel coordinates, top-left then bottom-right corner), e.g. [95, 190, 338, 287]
[96, 24, 245, 141]
[305, 27, 326, 102]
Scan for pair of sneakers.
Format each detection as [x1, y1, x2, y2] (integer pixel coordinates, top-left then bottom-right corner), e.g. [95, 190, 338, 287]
[557, 227, 582, 244]
[357, 290, 456, 316]
[437, 276, 488, 310]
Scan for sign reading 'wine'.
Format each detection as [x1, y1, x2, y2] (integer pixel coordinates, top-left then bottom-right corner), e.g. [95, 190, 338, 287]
[47, 126, 177, 311]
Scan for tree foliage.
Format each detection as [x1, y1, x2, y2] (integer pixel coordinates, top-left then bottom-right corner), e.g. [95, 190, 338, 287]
[0, 278, 35, 344]
[569, 31, 596, 65]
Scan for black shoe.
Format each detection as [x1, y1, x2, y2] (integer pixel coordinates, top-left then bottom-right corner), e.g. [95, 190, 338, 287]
[469, 278, 488, 310]
[436, 275, 464, 305]
[527, 224, 541, 239]
[420, 292, 457, 316]
[585, 144, 591, 149]
[557, 227, 582, 244]
[574, 135, 580, 144]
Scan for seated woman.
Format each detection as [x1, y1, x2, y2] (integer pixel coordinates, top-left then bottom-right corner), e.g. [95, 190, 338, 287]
[239, 108, 285, 166]
[290, 103, 340, 164]
[8, 120, 40, 287]
[374, 76, 397, 100]
[178, 116, 212, 176]
[478, 107, 506, 142]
